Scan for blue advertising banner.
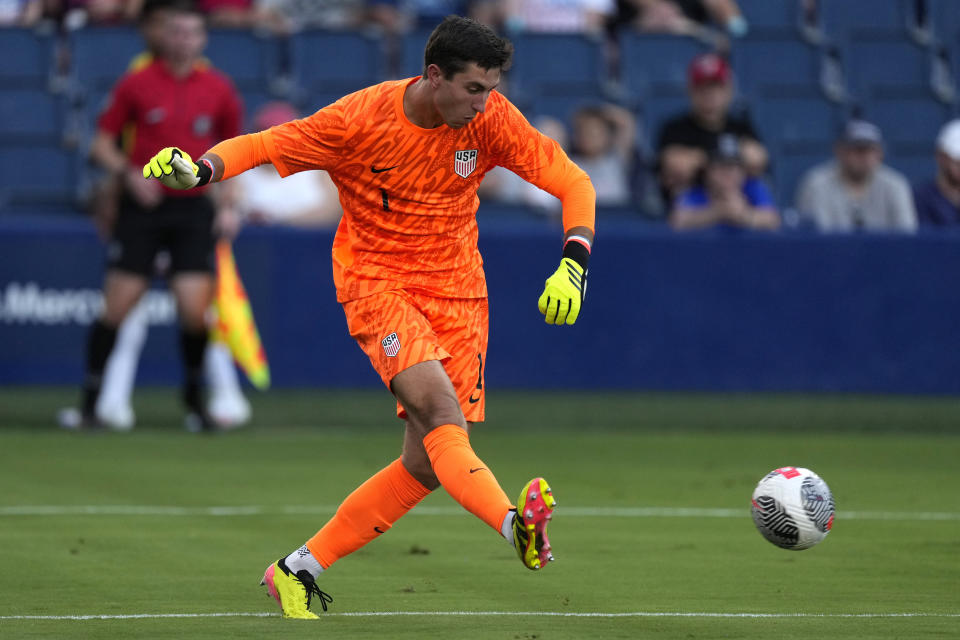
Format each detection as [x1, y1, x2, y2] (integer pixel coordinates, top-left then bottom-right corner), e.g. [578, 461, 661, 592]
[1, 214, 958, 393]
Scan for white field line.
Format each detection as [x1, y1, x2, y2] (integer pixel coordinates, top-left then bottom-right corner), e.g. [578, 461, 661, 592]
[1, 505, 959, 521]
[1, 611, 959, 621]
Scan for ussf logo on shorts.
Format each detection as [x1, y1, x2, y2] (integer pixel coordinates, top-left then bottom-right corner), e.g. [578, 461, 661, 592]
[454, 149, 478, 178]
[381, 332, 401, 357]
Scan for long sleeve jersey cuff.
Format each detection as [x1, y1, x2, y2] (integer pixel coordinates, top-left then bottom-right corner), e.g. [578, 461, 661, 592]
[205, 131, 273, 181]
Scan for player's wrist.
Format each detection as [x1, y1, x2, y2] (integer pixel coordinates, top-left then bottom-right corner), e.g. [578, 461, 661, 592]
[562, 236, 590, 272]
[195, 158, 214, 187]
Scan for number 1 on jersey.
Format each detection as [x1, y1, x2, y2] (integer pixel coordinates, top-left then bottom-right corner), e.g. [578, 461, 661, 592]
[380, 188, 390, 212]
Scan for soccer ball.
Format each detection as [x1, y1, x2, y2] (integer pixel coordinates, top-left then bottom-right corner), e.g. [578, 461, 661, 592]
[751, 467, 834, 550]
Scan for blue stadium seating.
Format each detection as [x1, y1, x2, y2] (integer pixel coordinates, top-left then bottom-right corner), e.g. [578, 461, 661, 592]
[863, 96, 953, 146]
[528, 90, 609, 124]
[749, 95, 842, 146]
[818, 0, 911, 36]
[930, 0, 960, 44]
[0, 88, 62, 141]
[0, 27, 55, 88]
[509, 33, 607, 98]
[736, 0, 800, 32]
[842, 37, 930, 99]
[772, 144, 829, 206]
[205, 29, 282, 91]
[620, 33, 709, 99]
[289, 31, 384, 102]
[400, 29, 432, 79]
[0, 144, 76, 209]
[641, 94, 689, 146]
[69, 27, 145, 98]
[732, 34, 821, 99]
[240, 89, 286, 130]
[887, 150, 936, 185]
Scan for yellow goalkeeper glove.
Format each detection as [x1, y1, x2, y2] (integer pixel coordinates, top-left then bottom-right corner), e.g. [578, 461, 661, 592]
[538, 252, 588, 326]
[142, 147, 212, 189]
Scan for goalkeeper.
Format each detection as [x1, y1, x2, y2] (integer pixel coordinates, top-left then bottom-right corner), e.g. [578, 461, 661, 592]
[143, 15, 594, 618]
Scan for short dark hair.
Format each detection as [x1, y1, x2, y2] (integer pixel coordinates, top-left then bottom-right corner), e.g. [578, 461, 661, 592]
[423, 16, 513, 79]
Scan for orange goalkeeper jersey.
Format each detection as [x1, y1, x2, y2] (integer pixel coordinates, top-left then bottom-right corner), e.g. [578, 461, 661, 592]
[260, 77, 592, 302]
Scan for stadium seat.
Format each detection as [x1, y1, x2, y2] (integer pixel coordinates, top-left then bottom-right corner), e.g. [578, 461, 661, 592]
[886, 149, 936, 185]
[771, 143, 830, 208]
[509, 33, 607, 98]
[400, 29, 433, 79]
[736, 0, 801, 32]
[818, 0, 912, 37]
[619, 33, 709, 99]
[930, 0, 960, 44]
[640, 93, 690, 147]
[731, 33, 821, 99]
[289, 31, 385, 101]
[205, 29, 282, 91]
[528, 89, 610, 124]
[240, 89, 286, 130]
[0, 88, 63, 141]
[864, 97, 952, 144]
[0, 27, 55, 88]
[68, 26, 145, 99]
[749, 95, 842, 148]
[842, 37, 931, 99]
[0, 143, 77, 209]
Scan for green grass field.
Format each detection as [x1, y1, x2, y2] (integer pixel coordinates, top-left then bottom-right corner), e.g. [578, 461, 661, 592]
[1, 388, 958, 638]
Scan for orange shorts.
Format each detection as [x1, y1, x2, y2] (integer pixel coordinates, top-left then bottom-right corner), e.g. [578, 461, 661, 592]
[342, 290, 488, 422]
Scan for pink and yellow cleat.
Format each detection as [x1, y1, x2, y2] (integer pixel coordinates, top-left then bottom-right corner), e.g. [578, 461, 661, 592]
[260, 558, 332, 619]
[513, 477, 557, 570]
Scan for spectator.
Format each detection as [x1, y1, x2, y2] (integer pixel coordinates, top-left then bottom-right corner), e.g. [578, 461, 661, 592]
[503, 0, 613, 34]
[609, 0, 747, 40]
[913, 119, 960, 227]
[62, 0, 140, 27]
[235, 102, 343, 227]
[656, 53, 767, 206]
[478, 115, 568, 215]
[196, 0, 260, 28]
[254, 0, 368, 31]
[795, 120, 917, 233]
[569, 104, 635, 207]
[669, 133, 779, 231]
[0, 0, 43, 25]
[59, 3, 244, 431]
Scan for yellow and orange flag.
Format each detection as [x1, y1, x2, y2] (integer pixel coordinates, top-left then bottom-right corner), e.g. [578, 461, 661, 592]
[212, 240, 270, 389]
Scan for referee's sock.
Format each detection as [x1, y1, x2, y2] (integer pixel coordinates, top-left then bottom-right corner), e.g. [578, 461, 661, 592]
[81, 320, 119, 418]
[179, 327, 209, 414]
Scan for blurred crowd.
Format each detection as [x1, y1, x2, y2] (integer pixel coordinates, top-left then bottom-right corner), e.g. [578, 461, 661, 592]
[4, 0, 959, 234]
[1, 0, 750, 38]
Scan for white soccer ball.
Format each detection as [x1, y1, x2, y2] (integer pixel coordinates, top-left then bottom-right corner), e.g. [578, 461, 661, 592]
[751, 467, 834, 550]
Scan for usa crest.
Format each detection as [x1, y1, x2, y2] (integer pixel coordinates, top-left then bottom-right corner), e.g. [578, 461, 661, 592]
[454, 149, 478, 178]
[381, 332, 401, 357]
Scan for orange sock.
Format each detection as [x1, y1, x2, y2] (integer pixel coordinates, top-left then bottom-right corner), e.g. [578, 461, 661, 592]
[422, 424, 513, 532]
[305, 458, 431, 569]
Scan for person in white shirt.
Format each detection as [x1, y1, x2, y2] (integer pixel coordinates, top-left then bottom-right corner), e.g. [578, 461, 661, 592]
[795, 119, 917, 233]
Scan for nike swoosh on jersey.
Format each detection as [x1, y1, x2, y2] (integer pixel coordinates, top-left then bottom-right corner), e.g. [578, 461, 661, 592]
[370, 165, 400, 173]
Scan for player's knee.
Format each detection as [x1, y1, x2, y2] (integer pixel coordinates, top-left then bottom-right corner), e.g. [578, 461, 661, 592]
[402, 452, 440, 491]
[404, 391, 465, 437]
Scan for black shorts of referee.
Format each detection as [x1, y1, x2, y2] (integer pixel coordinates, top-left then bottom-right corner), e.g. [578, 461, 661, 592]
[107, 193, 216, 277]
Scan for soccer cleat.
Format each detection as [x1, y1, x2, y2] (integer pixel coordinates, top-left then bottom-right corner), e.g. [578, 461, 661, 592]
[184, 411, 217, 433]
[513, 477, 557, 570]
[57, 407, 103, 431]
[207, 390, 251, 430]
[260, 558, 332, 619]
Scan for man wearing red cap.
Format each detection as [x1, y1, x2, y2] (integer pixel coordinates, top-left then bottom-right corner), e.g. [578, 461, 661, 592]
[656, 52, 768, 208]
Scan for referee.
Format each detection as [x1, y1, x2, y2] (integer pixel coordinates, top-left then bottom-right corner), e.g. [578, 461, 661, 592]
[67, 2, 242, 430]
